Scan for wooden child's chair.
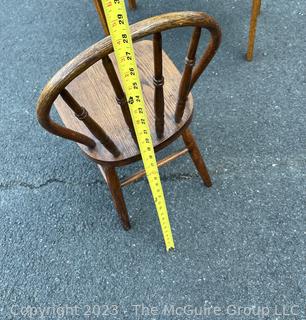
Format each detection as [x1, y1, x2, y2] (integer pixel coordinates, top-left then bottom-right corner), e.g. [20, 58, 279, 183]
[36, 12, 221, 230]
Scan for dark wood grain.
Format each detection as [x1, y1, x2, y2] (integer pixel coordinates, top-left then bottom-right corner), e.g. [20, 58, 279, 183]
[182, 128, 212, 187]
[36, 12, 221, 158]
[128, 0, 137, 9]
[103, 165, 131, 230]
[102, 55, 137, 145]
[60, 89, 120, 157]
[53, 40, 194, 166]
[36, 12, 221, 230]
[153, 33, 165, 139]
[175, 27, 201, 123]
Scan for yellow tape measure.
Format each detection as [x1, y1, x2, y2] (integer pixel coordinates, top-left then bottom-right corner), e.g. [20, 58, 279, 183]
[101, 0, 174, 251]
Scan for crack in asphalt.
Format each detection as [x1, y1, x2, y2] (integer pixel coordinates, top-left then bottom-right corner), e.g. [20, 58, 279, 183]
[0, 171, 205, 190]
[0, 178, 103, 190]
[0, 175, 197, 190]
[0, 158, 305, 190]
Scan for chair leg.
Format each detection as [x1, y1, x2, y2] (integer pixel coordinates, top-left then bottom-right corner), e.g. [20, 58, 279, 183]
[182, 128, 212, 187]
[246, 0, 261, 61]
[257, 0, 261, 16]
[93, 0, 110, 35]
[128, 0, 137, 9]
[103, 166, 131, 230]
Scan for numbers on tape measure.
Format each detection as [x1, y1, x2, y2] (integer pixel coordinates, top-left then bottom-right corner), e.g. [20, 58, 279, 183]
[101, 0, 175, 251]
[117, 14, 124, 24]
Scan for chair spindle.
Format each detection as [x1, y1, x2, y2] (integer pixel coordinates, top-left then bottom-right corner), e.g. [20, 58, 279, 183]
[128, 0, 137, 9]
[60, 89, 120, 157]
[93, 0, 110, 35]
[153, 33, 165, 139]
[102, 56, 138, 145]
[175, 27, 202, 123]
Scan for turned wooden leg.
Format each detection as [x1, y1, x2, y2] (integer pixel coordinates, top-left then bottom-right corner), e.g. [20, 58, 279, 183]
[182, 128, 212, 187]
[257, 0, 261, 16]
[128, 0, 137, 9]
[246, 0, 261, 61]
[103, 166, 131, 230]
[93, 0, 110, 35]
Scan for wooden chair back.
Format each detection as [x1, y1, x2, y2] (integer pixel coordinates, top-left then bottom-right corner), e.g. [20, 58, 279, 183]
[36, 12, 221, 158]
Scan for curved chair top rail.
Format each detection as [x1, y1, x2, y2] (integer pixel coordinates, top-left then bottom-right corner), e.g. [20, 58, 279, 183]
[37, 11, 221, 150]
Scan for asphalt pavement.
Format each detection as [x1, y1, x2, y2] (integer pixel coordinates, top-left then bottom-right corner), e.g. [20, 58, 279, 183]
[0, 0, 305, 319]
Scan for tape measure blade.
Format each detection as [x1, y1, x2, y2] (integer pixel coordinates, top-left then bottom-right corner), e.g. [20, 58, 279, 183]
[101, 0, 174, 251]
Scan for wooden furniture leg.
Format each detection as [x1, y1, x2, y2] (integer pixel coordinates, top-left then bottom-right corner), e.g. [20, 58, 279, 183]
[257, 0, 261, 15]
[93, 0, 110, 35]
[103, 166, 131, 230]
[128, 0, 137, 9]
[246, 0, 261, 61]
[93, 0, 260, 61]
[37, 12, 222, 234]
[182, 128, 212, 187]
[93, 0, 136, 35]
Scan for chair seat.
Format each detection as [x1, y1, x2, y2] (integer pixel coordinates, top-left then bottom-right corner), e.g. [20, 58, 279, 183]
[54, 40, 193, 165]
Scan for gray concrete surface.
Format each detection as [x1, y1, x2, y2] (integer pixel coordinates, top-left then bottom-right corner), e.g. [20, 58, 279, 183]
[0, 0, 305, 319]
